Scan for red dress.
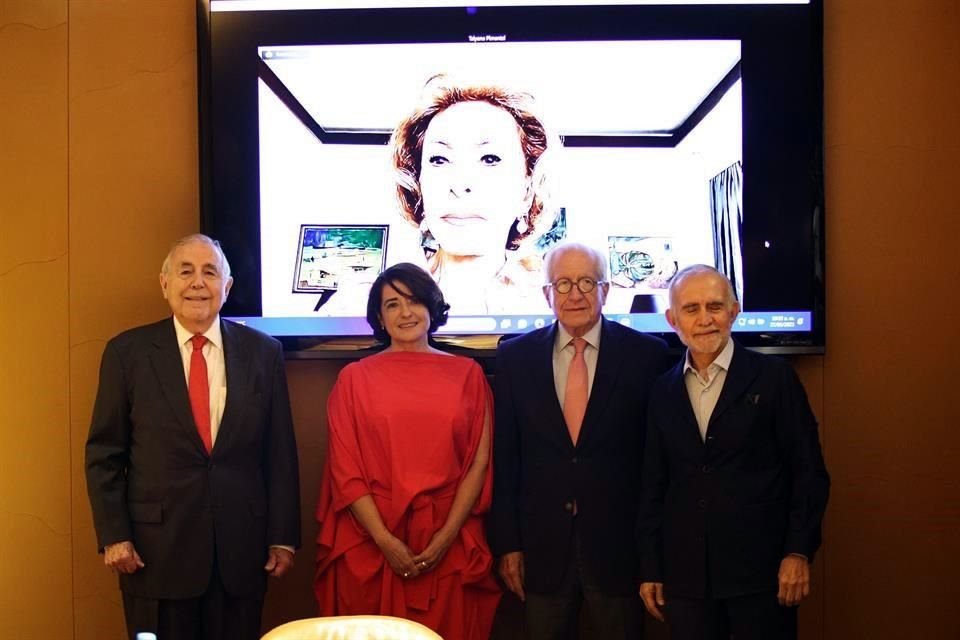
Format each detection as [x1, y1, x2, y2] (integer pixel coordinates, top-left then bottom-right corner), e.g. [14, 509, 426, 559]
[314, 352, 501, 640]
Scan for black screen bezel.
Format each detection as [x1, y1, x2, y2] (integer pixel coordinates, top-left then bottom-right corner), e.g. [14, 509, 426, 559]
[196, 1, 825, 354]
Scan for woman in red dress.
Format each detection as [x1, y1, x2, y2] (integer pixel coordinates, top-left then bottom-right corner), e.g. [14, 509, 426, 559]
[315, 263, 500, 640]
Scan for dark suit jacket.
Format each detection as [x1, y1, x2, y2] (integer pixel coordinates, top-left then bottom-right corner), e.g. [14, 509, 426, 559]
[489, 318, 670, 595]
[85, 317, 301, 600]
[637, 342, 829, 599]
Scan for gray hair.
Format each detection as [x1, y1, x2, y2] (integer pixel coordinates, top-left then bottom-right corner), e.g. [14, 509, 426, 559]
[543, 241, 609, 283]
[160, 233, 232, 279]
[668, 264, 737, 308]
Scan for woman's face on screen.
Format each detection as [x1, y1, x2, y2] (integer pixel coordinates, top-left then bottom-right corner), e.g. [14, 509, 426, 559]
[418, 100, 532, 258]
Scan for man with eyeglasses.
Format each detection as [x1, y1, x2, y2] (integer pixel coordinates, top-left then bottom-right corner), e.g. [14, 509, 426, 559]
[489, 242, 671, 639]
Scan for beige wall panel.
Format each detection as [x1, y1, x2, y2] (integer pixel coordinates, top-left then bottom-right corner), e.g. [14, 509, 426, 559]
[0, 514, 73, 638]
[0, 2, 70, 638]
[68, 0, 196, 94]
[0, 8, 67, 272]
[0, 0, 63, 27]
[825, 1, 960, 150]
[0, 264, 70, 521]
[822, 1, 960, 638]
[68, 0, 199, 345]
[822, 146, 960, 639]
[74, 592, 125, 640]
[68, 1, 198, 638]
[0, 262, 72, 639]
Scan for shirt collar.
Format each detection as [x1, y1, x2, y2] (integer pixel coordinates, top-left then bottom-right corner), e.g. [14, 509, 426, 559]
[682, 336, 735, 376]
[554, 317, 603, 354]
[172, 315, 223, 351]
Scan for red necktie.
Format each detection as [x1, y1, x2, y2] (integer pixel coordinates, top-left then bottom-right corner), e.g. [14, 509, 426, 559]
[563, 337, 588, 445]
[189, 335, 212, 453]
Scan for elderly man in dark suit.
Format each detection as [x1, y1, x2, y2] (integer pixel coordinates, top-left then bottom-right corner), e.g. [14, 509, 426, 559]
[638, 264, 829, 640]
[489, 242, 670, 640]
[85, 234, 300, 640]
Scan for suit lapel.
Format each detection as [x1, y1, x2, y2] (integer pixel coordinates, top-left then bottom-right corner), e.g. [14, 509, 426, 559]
[528, 324, 571, 449]
[218, 319, 251, 452]
[707, 341, 760, 431]
[665, 359, 704, 449]
[149, 319, 208, 454]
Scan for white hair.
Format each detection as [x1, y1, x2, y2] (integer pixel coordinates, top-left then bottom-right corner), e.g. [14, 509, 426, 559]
[543, 241, 609, 283]
[668, 264, 737, 308]
[160, 233, 232, 279]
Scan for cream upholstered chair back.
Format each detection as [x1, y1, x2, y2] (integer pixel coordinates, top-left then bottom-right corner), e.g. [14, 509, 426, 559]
[260, 615, 444, 640]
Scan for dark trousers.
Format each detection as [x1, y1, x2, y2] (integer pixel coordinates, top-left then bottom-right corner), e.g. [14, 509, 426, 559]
[524, 522, 643, 640]
[121, 561, 264, 640]
[664, 591, 797, 640]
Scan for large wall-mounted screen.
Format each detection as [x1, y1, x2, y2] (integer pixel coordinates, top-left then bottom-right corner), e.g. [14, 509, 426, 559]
[199, 0, 824, 352]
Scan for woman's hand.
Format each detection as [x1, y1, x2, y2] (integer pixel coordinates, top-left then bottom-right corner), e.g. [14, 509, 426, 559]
[375, 532, 421, 579]
[348, 496, 421, 579]
[411, 526, 456, 574]
[409, 399, 491, 575]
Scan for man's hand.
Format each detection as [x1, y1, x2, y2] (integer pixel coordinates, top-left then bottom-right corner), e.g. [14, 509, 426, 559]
[777, 555, 810, 606]
[498, 552, 526, 602]
[639, 582, 666, 622]
[264, 547, 295, 577]
[103, 541, 144, 574]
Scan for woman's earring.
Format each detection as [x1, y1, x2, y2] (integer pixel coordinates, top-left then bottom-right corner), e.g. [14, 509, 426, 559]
[419, 218, 438, 252]
[515, 215, 529, 235]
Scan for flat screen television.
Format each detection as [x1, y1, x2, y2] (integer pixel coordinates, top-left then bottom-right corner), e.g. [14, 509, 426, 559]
[198, 0, 825, 354]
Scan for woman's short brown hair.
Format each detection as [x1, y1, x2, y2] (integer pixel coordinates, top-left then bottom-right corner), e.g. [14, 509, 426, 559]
[366, 262, 450, 344]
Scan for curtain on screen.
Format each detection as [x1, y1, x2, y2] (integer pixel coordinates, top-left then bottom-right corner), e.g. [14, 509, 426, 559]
[710, 161, 744, 304]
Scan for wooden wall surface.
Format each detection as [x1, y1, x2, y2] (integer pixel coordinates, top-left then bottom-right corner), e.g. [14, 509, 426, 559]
[0, 1, 957, 638]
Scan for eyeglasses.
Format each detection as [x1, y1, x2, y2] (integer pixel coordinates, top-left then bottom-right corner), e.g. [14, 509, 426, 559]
[545, 277, 605, 294]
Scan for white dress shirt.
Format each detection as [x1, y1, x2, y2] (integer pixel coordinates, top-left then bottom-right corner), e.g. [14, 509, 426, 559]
[552, 320, 603, 407]
[682, 338, 735, 442]
[172, 315, 227, 446]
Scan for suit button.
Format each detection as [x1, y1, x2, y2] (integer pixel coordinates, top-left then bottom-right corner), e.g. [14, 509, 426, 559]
[572, 457, 578, 464]
[698, 499, 707, 508]
[702, 464, 712, 473]
[564, 502, 574, 512]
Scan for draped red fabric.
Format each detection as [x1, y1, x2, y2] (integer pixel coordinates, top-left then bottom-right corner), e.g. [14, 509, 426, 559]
[315, 352, 500, 640]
